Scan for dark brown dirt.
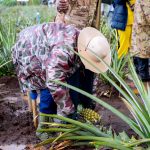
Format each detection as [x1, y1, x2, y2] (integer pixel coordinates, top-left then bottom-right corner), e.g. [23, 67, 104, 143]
[95, 79, 135, 137]
[0, 76, 40, 149]
[0, 76, 135, 150]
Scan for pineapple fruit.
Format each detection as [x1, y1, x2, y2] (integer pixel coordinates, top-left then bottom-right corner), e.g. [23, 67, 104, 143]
[77, 105, 101, 123]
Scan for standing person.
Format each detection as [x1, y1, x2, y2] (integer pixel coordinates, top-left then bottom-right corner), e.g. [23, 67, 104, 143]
[56, 0, 101, 29]
[12, 23, 111, 138]
[111, 0, 136, 58]
[131, 0, 150, 82]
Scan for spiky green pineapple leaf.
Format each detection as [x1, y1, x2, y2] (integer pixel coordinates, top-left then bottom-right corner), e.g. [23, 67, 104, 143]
[119, 131, 130, 142]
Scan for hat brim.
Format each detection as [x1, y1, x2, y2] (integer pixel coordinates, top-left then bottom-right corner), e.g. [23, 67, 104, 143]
[77, 27, 111, 73]
[78, 49, 111, 73]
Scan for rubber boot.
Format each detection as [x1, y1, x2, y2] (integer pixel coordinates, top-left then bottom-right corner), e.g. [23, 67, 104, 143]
[36, 115, 52, 141]
[133, 57, 150, 81]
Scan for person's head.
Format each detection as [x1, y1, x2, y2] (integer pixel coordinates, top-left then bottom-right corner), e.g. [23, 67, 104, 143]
[77, 27, 111, 73]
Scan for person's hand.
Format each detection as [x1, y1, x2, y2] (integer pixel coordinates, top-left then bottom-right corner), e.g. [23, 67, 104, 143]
[57, 0, 69, 14]
[130, 4, 135, 11]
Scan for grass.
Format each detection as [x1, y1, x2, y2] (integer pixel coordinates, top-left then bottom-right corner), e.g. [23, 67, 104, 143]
[0, 5, 56, 76]
[99, 17, 128, 84]
[0, 0, 17, 6]
[0, 0, 41, 6]
[0, 5, 56, 23]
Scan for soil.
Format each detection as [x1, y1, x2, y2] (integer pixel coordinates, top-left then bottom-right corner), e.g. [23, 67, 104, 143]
[0, 77, 40, 150]
[0, 76, 135, 150]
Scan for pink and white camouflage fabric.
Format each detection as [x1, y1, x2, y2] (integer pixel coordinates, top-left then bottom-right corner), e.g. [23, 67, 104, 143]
[12, 22, 82, 116]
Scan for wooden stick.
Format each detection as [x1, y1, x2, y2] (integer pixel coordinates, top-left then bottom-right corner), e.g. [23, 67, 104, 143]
[95, 0, 101, 29]
[27, 91, 33, 112]
[32, 100, 38, 128]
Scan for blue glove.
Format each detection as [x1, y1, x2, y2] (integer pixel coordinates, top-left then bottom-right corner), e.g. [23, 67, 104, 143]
[30, 90, 38, 100]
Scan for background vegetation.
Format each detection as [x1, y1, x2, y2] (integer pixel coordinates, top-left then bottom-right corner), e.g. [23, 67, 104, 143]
[0, 4, 56, 76]
[0, 0, 41, 6]
[0, 2, 150, 149]
[0, 6, 127, 81]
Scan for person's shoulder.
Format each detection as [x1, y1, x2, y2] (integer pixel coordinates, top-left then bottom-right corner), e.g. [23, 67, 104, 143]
[47, 22, 80, 33]
[65, 24, 80, 35]
[18, 24, 42, 37]
[47, 22, 76, 29]
[20, 24, 39, 32]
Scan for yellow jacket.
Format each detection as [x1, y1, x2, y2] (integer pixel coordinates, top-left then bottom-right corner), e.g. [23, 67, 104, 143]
[127, 0, 136, 25]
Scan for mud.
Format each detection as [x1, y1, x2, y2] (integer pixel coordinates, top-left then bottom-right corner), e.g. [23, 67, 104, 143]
[0, 76, 135, 149]
[0, 77, 40, 148]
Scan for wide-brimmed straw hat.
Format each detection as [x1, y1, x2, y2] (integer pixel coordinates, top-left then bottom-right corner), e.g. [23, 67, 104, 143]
[77, 27, 111, 73]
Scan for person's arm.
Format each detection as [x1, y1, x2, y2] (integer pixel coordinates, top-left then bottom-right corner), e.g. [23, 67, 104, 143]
[113, 0, 126, 5]
[55, 0, 69, 23]
[57, 0, 69, 14]
[46, 47, 75, 116]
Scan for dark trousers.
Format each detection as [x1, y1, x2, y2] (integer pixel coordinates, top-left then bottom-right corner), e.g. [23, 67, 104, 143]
[30, 67, 94, 114]
[133, 57, 150, 81]
[67, 68, 94, 110]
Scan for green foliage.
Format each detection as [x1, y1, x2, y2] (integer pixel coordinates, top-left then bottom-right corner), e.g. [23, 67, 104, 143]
[30, 0, 41, 5]
[0, 5, 56, 76]
[100, 17, 116, 49]
[35, 114, 150, 149]
[0, 19, 16, 76]
[100, 18, 128, 84]
[0, 0, 41, 6]
[100, 48, 128, 85]
[1, 0, 17, 6]
[39, 53, 150, 149]
[100, 58, 150, 139]
[67, 48, 150, 139]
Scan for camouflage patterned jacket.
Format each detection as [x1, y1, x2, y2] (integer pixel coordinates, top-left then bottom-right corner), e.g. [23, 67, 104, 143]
[57, 0, 99, 29]
[131, 0, 150, 58]
[12, 22, 81, 115]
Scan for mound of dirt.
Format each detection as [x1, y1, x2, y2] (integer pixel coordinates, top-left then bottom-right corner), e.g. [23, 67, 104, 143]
[0, 76, 19, 89]
[0, 76, 39, 146]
